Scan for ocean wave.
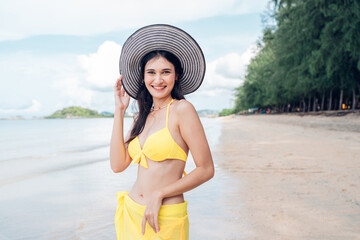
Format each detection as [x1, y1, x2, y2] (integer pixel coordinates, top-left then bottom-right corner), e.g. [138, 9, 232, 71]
[0, 157, 108, 187]
[0, 144, 109, 163]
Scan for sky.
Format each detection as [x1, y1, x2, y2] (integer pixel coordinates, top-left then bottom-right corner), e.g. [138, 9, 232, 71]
[0, 0, 271, 118]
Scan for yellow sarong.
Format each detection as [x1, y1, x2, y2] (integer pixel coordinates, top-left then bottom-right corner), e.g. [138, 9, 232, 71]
[114, 191, 189, 240]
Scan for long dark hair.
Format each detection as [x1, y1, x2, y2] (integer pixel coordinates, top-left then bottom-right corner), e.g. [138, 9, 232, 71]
[126, 50, 185, 144]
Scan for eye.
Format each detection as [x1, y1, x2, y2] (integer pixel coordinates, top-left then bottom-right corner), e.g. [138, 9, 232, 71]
[163, 70, 171, 74]
[147, 71, 155, 74]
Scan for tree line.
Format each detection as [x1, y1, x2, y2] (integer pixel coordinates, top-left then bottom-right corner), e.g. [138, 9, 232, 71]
[221, 0, 360, 115]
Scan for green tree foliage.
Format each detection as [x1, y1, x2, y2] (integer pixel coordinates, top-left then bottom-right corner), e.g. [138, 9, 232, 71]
[219, 108, 234, 116]
[230, 0, 360, 113]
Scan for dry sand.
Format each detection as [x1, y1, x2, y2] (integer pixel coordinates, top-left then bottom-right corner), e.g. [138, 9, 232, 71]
[213, 113, 360, 240]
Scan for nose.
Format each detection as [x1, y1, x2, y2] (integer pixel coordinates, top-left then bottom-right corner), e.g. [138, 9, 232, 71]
[153, 73, 163, 84]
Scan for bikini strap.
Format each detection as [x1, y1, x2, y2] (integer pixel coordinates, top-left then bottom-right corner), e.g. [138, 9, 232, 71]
[166, 99, 174, 128]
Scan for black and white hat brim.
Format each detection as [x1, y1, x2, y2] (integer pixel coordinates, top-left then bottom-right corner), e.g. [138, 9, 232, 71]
[119, 24, 206, 99]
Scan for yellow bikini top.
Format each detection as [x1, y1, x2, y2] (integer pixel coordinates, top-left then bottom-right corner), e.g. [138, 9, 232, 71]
[128, 99, 188, 169]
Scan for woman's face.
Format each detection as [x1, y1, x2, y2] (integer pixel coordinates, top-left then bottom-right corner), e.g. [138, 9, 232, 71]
[144, 56, 176, 100]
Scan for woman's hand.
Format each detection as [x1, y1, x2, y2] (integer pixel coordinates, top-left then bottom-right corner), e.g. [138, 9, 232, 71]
[114, 75, 130, 111]
[142, 191, 163, 235]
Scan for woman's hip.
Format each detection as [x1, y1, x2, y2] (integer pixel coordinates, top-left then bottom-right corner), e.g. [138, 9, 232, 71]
[114, 191, 189, 240]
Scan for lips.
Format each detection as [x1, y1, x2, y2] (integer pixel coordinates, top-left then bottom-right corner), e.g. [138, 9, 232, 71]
[152, 85, 167, 91]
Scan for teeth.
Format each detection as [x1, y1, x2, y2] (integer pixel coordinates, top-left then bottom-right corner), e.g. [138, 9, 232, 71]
[154, 86, 165, 89]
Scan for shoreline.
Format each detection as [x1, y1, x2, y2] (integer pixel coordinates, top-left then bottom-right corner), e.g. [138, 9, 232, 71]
[231, 112, 360, 133]
[238, 109, 360, 117]
[213, 114, 360, 239]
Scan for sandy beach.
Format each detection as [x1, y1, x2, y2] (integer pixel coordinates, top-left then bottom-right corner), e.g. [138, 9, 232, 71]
[213, 113, 360, 239]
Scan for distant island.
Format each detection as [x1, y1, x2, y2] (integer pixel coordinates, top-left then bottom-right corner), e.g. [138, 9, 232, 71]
[1, 106, 219, 120]
[45, 106, 114, 119]
[44, 107, 219, 119]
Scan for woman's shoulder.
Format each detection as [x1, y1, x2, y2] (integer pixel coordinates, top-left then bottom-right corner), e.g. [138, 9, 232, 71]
[173, 99, 198, 119]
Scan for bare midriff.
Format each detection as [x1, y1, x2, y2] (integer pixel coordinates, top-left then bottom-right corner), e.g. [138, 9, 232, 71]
[128, 157, 186, 206]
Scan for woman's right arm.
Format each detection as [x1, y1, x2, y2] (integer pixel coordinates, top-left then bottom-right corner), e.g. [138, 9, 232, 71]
[110, 75, 132, 173]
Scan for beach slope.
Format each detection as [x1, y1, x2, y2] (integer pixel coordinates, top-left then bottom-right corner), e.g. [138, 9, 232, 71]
[214, 114, 360, 239]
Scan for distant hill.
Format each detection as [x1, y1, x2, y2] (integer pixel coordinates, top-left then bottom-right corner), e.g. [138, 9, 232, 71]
[45, 106, 113, 119]
[197, 109, 219, 117]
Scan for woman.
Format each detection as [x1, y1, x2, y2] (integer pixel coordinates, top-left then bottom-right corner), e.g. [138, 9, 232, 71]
[110, 24, 214, 240]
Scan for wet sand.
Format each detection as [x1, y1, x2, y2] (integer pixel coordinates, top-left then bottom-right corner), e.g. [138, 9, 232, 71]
[213, 114, 360, 239]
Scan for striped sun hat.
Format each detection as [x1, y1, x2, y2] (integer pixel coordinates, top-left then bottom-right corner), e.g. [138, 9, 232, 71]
[119, 24, 206, 99]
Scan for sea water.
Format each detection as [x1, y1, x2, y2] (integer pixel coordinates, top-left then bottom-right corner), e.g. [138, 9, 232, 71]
[0, 117, 242, 240]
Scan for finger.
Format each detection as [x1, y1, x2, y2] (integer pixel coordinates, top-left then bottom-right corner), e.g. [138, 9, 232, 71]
[154, 215, 159, 233]
[142, 215, 146, 235]
[114, 76, 123, 87]
[147, 215, 154, 232]
[149, 216, 157, 233]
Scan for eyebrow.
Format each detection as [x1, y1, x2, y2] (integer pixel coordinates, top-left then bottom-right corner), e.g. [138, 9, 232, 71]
[145, 68, 173, 71]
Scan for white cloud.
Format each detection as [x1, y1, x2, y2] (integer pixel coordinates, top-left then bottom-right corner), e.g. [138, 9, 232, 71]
[47, 41, 123, 111]
[0, 99, 42, 114]
[26, 99, 42, 112]
[195, 88, 230, 97]
[214, 47, 256, 79]
[184, 45, 258, 110]
[202, 45, 258, 90]
[0, 41, 122, 117]
[52, 77, 93, 106]
[0, 0, 268, 41]
[78, 41, 122, 91]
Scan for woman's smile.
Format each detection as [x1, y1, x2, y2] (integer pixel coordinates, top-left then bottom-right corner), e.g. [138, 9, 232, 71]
[152, 85, 167, 91]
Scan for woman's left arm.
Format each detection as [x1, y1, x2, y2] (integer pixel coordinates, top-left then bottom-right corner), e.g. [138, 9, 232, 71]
[159, 100, 215, 196]
[142, 100, 214, 234]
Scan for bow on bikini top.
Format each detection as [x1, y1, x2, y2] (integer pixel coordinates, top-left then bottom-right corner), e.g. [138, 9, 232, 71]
[128, 99, 188, 170]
